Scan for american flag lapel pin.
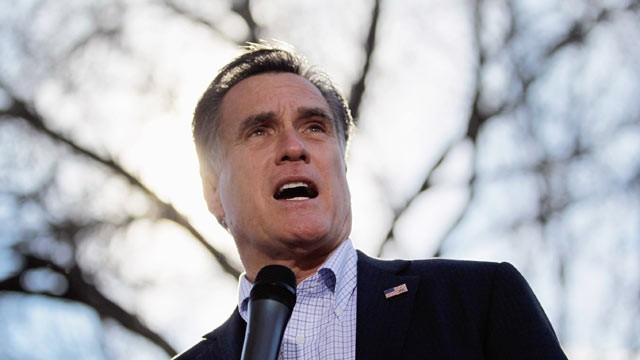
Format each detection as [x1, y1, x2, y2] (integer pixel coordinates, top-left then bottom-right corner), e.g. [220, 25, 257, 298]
[384, 283, 408, 299]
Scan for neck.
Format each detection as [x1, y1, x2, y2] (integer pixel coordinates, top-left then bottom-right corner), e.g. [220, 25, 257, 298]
[242, 239, 346, 285]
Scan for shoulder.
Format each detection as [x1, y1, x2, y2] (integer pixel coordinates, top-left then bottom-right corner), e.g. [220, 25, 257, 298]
[357, 251, 531, 303]
[357, 250, 513, 281]
[172, 338, 217, 360]
[172, 309, 245, 360]
[408, 258, 532, 298]
[356, 255, 565, 357]
[406, 257, 521, 284]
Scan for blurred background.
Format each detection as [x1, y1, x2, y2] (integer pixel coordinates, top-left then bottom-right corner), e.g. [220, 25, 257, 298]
[1, 0, 639, 358]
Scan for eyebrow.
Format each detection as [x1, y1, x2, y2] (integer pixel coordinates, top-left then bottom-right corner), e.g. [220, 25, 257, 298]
[235, 106, 335, 140]
[236, 111, 277, 140]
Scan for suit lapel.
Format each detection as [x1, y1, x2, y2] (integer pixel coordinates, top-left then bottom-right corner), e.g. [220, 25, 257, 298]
[356, 251, 420, 359]
[204, 308, 246, 359]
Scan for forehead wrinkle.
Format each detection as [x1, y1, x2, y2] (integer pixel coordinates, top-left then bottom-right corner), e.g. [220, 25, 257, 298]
[297, 106, 333, 122]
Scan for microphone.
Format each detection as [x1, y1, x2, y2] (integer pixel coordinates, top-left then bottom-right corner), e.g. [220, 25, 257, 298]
[241, 265, 297, 360]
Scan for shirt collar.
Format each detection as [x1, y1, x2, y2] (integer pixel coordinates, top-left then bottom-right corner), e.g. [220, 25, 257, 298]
[237, 238, 357, 322]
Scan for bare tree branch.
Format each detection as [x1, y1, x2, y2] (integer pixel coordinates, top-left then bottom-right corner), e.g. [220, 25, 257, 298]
[431, 176, 475, 258]
[376, 141, 456, 257]
[0, 253, 178, 356]
[349, 0, 381, 123]
[231, 0, 259, 43]
[0, 88, 242, 279]
[161, 0, 259, 44]
[544, 1, 639, 58]
[65, 27, 121, 60]
[377, 1, 487, 257]
[377, 0, 639, 259]
[162, 0, 240, 44]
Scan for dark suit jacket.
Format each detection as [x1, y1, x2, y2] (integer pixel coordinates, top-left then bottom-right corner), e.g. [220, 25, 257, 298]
[174, 251, 567, 359]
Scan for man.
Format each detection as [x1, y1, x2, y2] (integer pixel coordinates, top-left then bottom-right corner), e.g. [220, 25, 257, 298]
[175, 43, 567, 359]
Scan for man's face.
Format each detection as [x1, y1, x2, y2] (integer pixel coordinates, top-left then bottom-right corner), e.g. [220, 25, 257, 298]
[203, 72, 352, 268]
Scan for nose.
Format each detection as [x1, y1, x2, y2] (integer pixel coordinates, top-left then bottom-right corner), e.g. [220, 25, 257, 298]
[276, 128, 310, 164]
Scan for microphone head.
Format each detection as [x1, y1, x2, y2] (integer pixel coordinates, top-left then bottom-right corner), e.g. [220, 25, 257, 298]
[251, 265, 297, 311]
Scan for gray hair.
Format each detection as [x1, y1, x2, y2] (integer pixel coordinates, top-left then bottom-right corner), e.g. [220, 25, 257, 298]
[193, 42, 354, 172]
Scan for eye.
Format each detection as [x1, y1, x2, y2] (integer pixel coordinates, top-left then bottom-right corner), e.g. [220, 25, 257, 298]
[306, 122, 327, 134]
[248, 126, 268, 137]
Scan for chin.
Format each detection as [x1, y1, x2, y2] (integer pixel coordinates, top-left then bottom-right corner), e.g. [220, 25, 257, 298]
[281, 222, 331, 244]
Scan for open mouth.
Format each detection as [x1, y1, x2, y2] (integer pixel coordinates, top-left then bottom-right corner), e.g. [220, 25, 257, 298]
[274, 182, 319, 201]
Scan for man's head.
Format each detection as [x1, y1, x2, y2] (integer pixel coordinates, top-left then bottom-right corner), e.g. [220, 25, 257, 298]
[193, 43, 354, 280]
[194, 43, 354, 173]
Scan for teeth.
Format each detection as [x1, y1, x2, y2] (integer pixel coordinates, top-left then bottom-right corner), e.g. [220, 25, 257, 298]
[274, 181, 318, 201]
[279, 182, 309, 191]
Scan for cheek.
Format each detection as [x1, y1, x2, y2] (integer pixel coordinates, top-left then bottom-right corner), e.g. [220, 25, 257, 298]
[337, 179, 351, 209]
[216, 165, 242, 212]
[219, 160, 263, 212]
[329, 158, 350, 200]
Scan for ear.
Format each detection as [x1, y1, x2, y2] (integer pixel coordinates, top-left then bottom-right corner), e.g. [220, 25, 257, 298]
[201, 169, 225, 223]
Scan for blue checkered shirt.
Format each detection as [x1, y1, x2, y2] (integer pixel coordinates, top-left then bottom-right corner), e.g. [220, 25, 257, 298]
[238, 239, 358, 359]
